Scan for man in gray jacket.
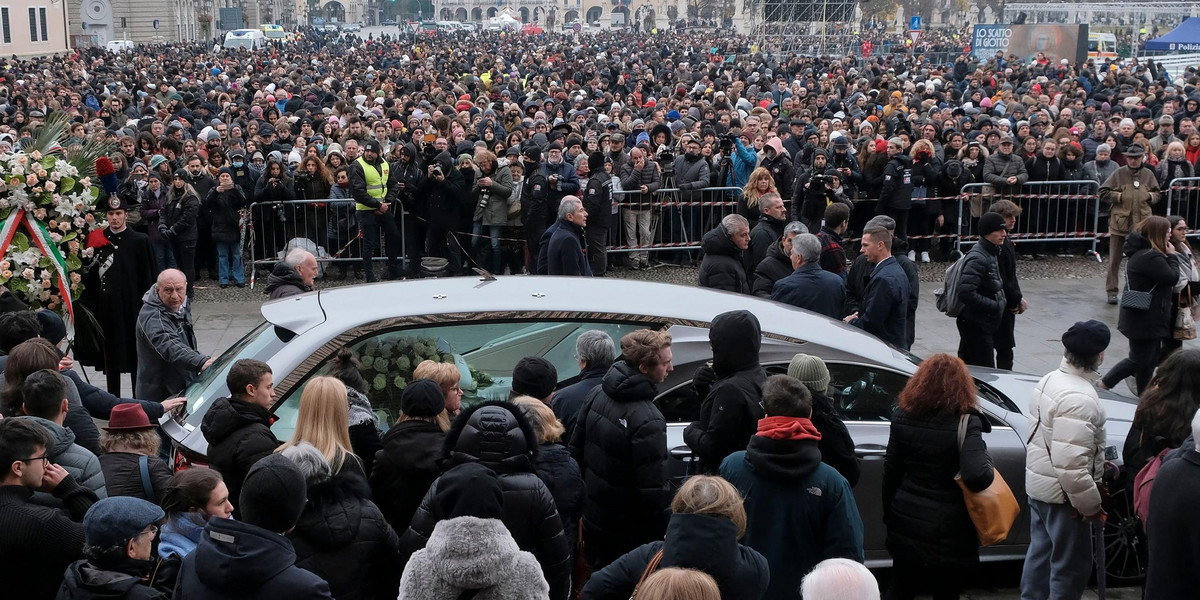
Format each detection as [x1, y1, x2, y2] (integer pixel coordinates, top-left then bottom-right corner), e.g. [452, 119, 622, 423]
[17, 369, 107, 502]
[982, 134, 1029, 195]
[618, 147, 661, 270]
[135, 269, 214, 402]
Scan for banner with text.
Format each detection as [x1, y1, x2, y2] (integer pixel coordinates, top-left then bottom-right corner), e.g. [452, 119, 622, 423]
[971, 24, 1088, 66]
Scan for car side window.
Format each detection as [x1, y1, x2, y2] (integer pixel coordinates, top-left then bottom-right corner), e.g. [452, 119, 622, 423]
[825, 363, 909, 422]
[655, 383, 701, 424]
[271, 320, 646, 438]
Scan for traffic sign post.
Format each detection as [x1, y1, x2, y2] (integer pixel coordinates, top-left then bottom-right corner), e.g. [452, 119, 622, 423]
[909, 15, 921, 31]
[908, 30, 920, 44]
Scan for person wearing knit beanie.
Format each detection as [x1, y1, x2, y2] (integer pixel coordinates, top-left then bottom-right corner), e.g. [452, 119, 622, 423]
[784, 354, 860, 486]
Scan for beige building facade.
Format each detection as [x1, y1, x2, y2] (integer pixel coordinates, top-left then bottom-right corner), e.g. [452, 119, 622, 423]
[0, 0, 71, 56]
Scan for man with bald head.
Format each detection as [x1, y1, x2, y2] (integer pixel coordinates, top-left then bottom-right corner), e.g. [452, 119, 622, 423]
[134, 269, 214, 402]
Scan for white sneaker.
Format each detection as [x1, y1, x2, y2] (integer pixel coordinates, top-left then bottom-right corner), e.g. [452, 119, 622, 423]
[920, 251, 931, 263]
[907, 250, 916, 261]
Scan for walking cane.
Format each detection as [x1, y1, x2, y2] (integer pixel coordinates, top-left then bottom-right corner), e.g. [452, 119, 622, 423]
[1093, 518, 1107, 600]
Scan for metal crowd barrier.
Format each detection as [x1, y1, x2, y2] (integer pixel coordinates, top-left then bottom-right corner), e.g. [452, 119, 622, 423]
[247, 198, 406, 286]
[606, 187, 742, 257]
[957, 180, 1101, 258]
[1166, 177, 1200, 238]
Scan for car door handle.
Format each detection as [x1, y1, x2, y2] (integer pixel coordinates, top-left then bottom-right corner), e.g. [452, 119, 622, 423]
[670, 446, 694, 460]
[854, 444, 887, 458]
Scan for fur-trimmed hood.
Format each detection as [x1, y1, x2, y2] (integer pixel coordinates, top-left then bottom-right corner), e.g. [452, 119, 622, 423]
[399, 516, 549, 600]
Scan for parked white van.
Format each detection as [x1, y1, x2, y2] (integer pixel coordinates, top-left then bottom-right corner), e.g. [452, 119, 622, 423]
[223, 29, 268, 51]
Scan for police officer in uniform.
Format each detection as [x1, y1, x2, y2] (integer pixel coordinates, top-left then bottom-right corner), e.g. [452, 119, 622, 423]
[348, 140, 402, 281]
[79, 192, 159, 395]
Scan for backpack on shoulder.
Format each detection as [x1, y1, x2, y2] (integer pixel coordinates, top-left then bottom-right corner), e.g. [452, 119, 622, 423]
[1133, 447, 1172, 525]
[934, 253, 970, 317]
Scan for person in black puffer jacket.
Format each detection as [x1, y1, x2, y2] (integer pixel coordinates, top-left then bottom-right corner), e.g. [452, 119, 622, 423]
[883, 354, 995, 600]
[281, 443, 401, 600]
[581, 475, 769, 600]
[370, 380, 448, 535]
[684, 310, 766, 474]
[955, 212, 1008, 369]
[569, 329, 674, 570]
[751, 231, 799, 298]
[204, 169, 247, 288]
[878, 139, 914, 242]
[1101, 218, 1182, 393]
[402, 401, 571, 600]
[199, 360, 281, 517]
[698, 216, 750, 294]
[513, 397, 585, 556]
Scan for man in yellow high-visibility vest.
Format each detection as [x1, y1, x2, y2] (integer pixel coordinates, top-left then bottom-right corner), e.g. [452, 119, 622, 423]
[347, 140, 403, 281]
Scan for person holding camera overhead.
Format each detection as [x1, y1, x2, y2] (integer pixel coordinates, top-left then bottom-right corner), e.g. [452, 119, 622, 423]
[348, 140, 403, 282]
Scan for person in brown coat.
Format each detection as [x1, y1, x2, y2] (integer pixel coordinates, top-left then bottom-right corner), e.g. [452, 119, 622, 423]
[1100, 143, 1161, 304]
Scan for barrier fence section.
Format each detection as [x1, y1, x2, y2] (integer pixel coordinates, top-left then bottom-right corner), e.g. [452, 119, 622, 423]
[606, 186, 742, 257]
[247, 198, 406, 285]
[1166, 177, 1200, 239]
[957, 180, 1101, 258]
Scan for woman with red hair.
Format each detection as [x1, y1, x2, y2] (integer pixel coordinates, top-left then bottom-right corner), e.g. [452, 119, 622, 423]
[881, 353, 995, 600]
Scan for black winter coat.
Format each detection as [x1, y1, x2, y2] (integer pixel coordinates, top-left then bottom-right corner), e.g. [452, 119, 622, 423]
[160, 188, 200, 243]
[199, 397, 281, 515]
[289, 472, 401, 600]
[551, 366, 606, 442]
[58, 558, 165, 600]
[1144, 449, 1200, 600]
[532, 442, 585, 552]
[751, 242, 792, 298]
[403, 401, 571, 600]
[698, 224, 749, 294]
[1118, 233, 1180, 340]
[370, 419, 444, 535]
[580, 513, 769, 600]
[98, 452, 172, 502]
[204, 186, 246, 243]
[684, 310, 766, 473]
[745, 214, 786, 279]
[173, 518, 332, 600]
[879, 154, 914, 210]
[568, 362, 672, 552]
[811, 393, 861, 487]
[956, 237, 1007, 332]
[883, 409, 994, 569]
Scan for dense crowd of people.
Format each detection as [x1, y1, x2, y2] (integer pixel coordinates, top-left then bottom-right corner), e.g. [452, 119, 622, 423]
[0, 22, 1198, 600]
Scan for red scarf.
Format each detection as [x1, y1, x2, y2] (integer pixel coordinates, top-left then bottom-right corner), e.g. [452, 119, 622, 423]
[756, 416, 823, 442]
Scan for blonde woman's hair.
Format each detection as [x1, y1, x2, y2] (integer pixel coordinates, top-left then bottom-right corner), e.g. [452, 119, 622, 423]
[277, 376, 357, 473]
[671, 475, 747, 539]
[637, 568, 722, 600]
[741, 167, 777, 209]
[413, 360, 460, 393]
[909, 138, 935, 158]
[512, 396, 565, 444]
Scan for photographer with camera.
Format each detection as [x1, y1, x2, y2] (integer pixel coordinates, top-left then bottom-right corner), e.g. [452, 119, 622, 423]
[829, 135, 862, 200]
[348, 140, 403, 282]
[420, 151, 468, 275]
[794, 151, 838, 233]
[471, 150, 514, 274]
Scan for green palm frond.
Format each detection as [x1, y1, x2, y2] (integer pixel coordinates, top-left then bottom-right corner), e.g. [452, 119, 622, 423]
[18, 111, 73, 156]
[63, 137, 115, 179]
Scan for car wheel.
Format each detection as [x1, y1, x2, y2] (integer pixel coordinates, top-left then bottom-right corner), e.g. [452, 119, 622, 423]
[1102, 481, 1147, 584]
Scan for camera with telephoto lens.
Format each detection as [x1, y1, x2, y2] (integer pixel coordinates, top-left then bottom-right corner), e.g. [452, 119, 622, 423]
[718, 134, 735, 153]
[810, 173, 828, 188]
[478, 187, 491, 209]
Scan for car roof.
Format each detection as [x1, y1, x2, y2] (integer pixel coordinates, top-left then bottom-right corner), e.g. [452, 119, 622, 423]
[261, 276, 908, 367]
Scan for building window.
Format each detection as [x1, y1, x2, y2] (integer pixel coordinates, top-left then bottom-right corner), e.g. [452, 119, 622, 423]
[121, 17, 126, 28]
[0, 8, 9, 44]
[27, 5, 46, 42]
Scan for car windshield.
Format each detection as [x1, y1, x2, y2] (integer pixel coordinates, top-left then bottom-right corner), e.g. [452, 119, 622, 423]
[184, 320, 286, 414]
